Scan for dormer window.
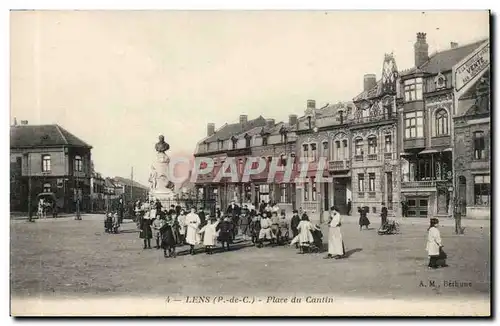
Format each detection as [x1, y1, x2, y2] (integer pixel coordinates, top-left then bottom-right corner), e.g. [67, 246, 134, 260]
[307, 116, 312, 129]
[231, 136, 237, 149]
[435, 73, 446, 90]
[262, 135, 268, 146]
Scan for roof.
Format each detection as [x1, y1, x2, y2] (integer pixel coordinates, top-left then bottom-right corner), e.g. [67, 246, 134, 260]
[204, 116, 267, 143]
[353, 79, 383, 102]
[112, 176, 148, 190]
[104, 178, 117, 188]
[10, 124, 92, 149]
[401, 39, 487, 76]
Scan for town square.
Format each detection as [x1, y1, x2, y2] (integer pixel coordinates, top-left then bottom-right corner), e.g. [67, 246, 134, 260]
[9, 11, 491, 316]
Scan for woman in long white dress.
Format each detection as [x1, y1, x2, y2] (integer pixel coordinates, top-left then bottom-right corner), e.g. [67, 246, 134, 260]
[426, 218, 447, 269]
[325, 207, 345, 259]
[185, 208, 201, 255]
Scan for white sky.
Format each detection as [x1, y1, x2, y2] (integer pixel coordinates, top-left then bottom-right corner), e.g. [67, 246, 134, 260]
[10, 10, 489, 185]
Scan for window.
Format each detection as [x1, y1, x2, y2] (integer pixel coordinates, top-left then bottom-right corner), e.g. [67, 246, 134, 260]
[218, 140, 224, 150]
[259, 184, 270, 203]
[302, 144, 309, 160]
[43, 183, 51, 192]
[262, 136, 268, 146]
[232, 138, 237, 149]
[343, 140, 348, 160]
[474, 131, 485, 159]
[280, 184, 291, 203]
[355, 138, 364, 156]
[245, 136, 251, 148]
[321, 141, 329, 159]
[404, 78, 423, 102]
[74, 155, 83, 172]
[279, 154, 287, 167]
[368, 136, 377, 154]
[335, 141, 341, 160]
[435, 109, 449, 136]
[358, 174, 365, 192]
[404, 111, 424, 138]
[384, 134, 392, 152]
[369, 173, 375, 191]
[474, 175, 490, 205]
[303, 179, 309, 201]
[311, 177, 317, 201]
[310, 143, 317, 162]
[42, 154, 51, 172]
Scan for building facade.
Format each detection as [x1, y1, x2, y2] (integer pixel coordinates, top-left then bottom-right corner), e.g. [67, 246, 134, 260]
[397, 33, 487, 218]
[10, 122, 92, 213]
[453, 40, 490, 219]
[351, 54, 400, 217]
[295, 100, 355, 222]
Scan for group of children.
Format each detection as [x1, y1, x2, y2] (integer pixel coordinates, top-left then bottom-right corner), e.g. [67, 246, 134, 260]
[104, 212, 120, 234]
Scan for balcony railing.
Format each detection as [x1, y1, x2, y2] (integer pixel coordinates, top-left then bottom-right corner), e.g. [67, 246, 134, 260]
[328, 160, 350, 171]
[368, 192, 376, 198]
[354, 155, 364, 162]
[358, 192, 365, 198]
[401, 180, 449, 188]
[367, 153, 378, 161]
[352, 113, 397, 125]
[384, 152, 393, 160]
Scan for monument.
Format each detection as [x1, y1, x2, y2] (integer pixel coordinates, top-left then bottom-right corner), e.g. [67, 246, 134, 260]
[148, 135, 175, 206]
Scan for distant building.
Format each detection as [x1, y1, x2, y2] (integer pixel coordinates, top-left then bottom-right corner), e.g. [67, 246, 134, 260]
[90, 169, 106, 212]
[111, 176, 149, 203]
[10, 122, 92, 213]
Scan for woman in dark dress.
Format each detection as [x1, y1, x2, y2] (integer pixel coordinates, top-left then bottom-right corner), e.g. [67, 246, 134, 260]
[358, 206, 370, 230]
[140, 211, 153, 249]
[161, 215, 177, 258]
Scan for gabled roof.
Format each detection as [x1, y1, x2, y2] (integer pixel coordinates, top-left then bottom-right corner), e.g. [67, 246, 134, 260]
[353, 80, 384, 102]
[10, 124, 92, 149]
[204, 116, 267, 143]
[112, 176, 148, 190]
[401, 39, 487, 76]
[104, 178, 118, 188]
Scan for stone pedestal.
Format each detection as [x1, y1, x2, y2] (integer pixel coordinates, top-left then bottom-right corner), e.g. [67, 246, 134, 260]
[149, 153, 175, 207]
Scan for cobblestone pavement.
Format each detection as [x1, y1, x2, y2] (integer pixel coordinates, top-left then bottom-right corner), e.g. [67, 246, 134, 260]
[10, 214, 490, 302]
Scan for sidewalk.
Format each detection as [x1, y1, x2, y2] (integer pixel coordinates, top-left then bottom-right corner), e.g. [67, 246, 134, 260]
[340, 214, 490, 228]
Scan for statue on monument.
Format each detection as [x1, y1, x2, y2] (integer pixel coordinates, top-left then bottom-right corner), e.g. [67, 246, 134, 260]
[148, 165, 158, 189]
[155, 135, 170, 163]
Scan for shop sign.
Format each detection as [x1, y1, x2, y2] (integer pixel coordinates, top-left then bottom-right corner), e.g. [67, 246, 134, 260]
[455, 42, 489, 92]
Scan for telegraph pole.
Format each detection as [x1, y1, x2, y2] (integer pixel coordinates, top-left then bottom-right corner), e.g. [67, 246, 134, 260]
[130, 166, 134, 202]
[26, 153, 33, 222]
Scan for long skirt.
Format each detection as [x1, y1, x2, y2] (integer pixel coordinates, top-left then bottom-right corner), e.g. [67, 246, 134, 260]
[218, 231, 233, 243]
[259, 227, 274, 240]
[140, 226, 153, 239]
[359, 214, 370, 227]
[186, 226, 200, 245]
[161, 228, 177, 249]
[328, 227, 344, 256]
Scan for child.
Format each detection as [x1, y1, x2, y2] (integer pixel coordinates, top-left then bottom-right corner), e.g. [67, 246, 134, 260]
[112, 212, 120, 234]
[426, 218, 448, 269]
[278, 211, 289, 245]
[104, 212, 113, 233]
[270, 211, 280, 246]
[258, 212, 275, 248]
[250, 213, 261, 245]
[199, 215, 219, 254]
[160, 215, 177, 258]
[216, 216, 233, 251]
[152, 215, 165, 249]
[295, 213, 316, 253]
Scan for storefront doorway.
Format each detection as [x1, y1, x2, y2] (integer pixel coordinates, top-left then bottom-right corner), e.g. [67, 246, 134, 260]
[406, 196, 429, 218]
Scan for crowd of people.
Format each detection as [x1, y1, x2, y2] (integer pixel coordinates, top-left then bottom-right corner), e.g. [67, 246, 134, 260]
[101, 198, 348, 260]
[102, 197, 449, 269]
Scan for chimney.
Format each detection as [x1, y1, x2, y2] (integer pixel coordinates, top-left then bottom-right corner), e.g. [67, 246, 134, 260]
[450, 42, 459, 49]
[414, 32, 429, 68]
[307, 99, 316, 110]
[265, 119, 275, 129]
[288, 114, 298, 127]
[207, 123, 215, 137]
[363, 74, 377, 92]
[20, 120, 28, 125]
[239, 114, 248, 125]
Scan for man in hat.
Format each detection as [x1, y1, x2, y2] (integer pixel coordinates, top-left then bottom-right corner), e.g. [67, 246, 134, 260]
[325, 206, 345, 259]
[290, 210, 301, 249]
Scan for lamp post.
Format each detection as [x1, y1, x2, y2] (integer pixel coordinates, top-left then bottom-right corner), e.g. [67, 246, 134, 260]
[25, 153, 33, 222]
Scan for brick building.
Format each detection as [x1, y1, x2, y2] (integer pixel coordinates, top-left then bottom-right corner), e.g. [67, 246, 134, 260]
[351, 53, 400, 216]
[453, 40, 490, 219]
[10, 122, 92, 213]
[397, 33, 487, 218]
[295, 100, 355, 222]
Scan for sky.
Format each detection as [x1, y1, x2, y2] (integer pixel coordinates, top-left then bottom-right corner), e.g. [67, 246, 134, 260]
[10, 10, 489, 186]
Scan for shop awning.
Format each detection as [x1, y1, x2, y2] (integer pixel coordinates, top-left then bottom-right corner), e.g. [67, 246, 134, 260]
[419, 149, 439, 154]
[442, 148, 452, 152]
[400, 152, 412, 156]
